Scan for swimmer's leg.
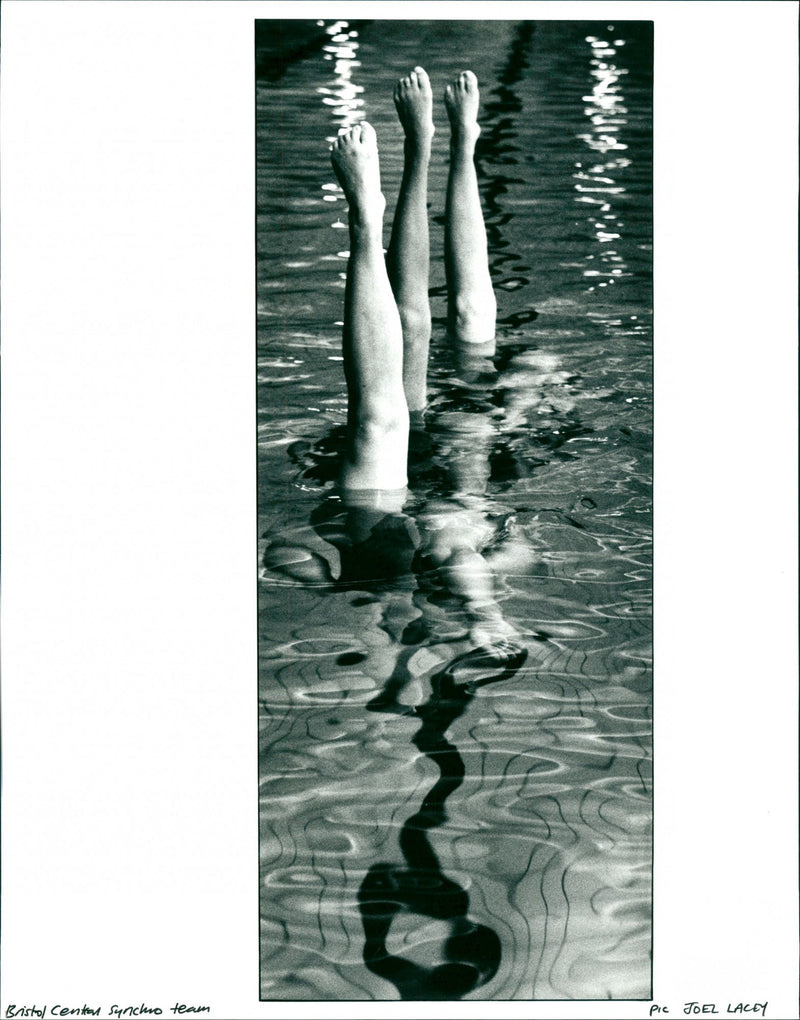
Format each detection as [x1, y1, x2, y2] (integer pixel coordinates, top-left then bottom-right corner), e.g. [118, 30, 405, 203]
[444, 71, 497, 355]
[387, 67, 434, 413]
[331, 123, 409, 491]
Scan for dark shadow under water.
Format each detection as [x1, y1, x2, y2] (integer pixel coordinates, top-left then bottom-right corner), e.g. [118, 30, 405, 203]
[359, 645, 527, 1000]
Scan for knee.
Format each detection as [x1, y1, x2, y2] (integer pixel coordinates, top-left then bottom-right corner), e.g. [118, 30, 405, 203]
[398, 302, 432, 342]
[349, 401, 409, 474]
[344, 407, 409, 491]
[449, 290, 496, 343]
[354, 396, 409, 437]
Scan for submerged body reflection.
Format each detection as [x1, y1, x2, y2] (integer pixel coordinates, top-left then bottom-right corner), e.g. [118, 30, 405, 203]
[264, 372, 554, 999]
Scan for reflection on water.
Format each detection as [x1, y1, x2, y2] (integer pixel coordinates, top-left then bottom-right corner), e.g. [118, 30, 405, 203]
[319, 21, 364, 230]
[257, 19, 652, 1002]
[576, 30, 632, 293]
[320, 21, 364, 142]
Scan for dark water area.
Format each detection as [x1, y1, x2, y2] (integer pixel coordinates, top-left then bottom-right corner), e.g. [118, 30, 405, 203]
[257, 19, 652, 1001]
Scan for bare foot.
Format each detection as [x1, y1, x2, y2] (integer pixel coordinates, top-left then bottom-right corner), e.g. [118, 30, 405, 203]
[330, 122, 385, 227]
[394, 66, 435, 151]
[444, 70, 481, 148]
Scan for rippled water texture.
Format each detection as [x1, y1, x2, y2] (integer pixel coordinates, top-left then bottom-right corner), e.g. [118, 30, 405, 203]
[257, 19, 652, 1001]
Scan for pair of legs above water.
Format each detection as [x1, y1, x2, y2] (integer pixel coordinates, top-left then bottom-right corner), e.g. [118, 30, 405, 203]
[330, 69, 496, 495]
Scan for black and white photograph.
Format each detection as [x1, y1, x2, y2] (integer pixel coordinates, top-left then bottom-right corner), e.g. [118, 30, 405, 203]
[1, 3, 798, 1019]
[256, 18, 653, 1001]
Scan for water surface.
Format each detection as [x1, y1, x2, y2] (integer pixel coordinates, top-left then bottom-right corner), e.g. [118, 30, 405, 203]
[257, 19, 652, 1001]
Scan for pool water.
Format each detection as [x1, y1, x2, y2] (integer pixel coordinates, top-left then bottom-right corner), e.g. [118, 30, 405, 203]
[257, 19, 652, 1001]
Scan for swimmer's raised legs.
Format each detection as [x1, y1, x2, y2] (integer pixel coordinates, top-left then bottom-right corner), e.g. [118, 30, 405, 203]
[331, 122, 409, 492]
[444, 71, 497, 354]
[387, 66, 435, 413]
[330, 71, 497, 495]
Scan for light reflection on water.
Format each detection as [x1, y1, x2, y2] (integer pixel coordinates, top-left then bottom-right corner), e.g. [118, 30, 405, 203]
[577, 32, 633, 294]
[320, 20, 363, 227]
[257, 18, 652, 1002]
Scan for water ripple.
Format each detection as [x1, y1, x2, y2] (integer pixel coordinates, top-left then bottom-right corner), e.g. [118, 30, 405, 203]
[258, 17, 651, 1002]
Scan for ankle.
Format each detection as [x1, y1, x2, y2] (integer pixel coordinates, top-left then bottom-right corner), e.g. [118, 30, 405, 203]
[449, 122, 481, 152]
[348, 193, 386, 234]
